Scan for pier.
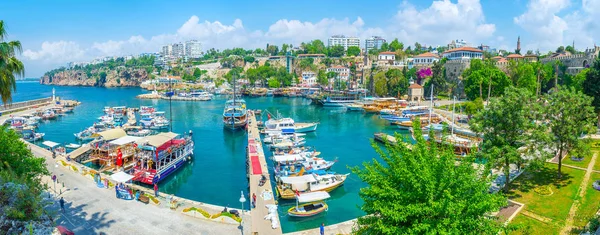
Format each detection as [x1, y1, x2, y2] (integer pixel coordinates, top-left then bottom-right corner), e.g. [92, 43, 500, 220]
[247, 111, 283, 235]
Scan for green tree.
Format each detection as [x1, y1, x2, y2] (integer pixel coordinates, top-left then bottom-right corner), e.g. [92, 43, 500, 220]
[583, 58, 600, 126]
[299, 58, 314, 70]
[380, 42, 389, 52]
[566, 68, 588, 92]
[317, 70, 329, 87]
[470, 87, 544, 192]
[556, 46, 565, 53]
[544, 86, 596, 177]
[346, 46, 361, 56]
[424, 59, 447, 96]
[373, 71, 388, 96]
[266, 45, 279, 56]
[465, 97, 484, 116]
[463, 60, 511, 100]
[0, 125, 49, 221]
[565, 45, 576, 54]
[267, 77, 280, 88]
[328, 45, 344, 57]
[243, 56, 255, 63]
[389, 38, 403, 52]
[351, 121, 506, 234]
[0, 21, 25, 104]
[385, 69, 406, 97]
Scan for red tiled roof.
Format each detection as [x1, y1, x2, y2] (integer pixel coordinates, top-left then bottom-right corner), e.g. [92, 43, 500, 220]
[414, 52, 439, 58]
[409, 83, 423, 89]
[379, 51, 396, 55]
[497, 58, 508, 63]
[492, 56, 503, 59]
[507, 54, 524, 58]
[329, 65, 347, 69]
[443, 47, 483, 54]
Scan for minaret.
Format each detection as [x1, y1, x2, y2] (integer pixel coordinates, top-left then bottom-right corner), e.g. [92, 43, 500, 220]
[517, 36, 521, 54]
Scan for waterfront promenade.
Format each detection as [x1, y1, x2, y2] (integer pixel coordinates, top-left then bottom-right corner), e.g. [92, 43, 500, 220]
[27, 141, 249, 235]
[247, 111, 283, 235]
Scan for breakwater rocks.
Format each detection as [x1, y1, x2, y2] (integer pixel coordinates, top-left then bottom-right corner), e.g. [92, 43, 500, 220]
[40, 68, 149, 87]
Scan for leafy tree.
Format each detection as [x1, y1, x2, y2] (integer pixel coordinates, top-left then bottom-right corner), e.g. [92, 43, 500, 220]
[470, 87, 545, 192]
[317, 70, 329, 87]
[556, 46, 565, 53]
[424, 59, 447, 96]
[507, 61, 536, 93]
[582, 58, 600, 126]
[346, 46, 361, 56]
[97, 71, 108, 86]
[565, 45, 576, 54]
[266, 45, 279, 56]
[299, 58, 314, 70]
[465, 97, 484, 116]
[243, 56, 255, 63]
[463, 60, 511, 100]
[321, 58, 333, 67]
[351, 121, 506, 234]
[526, 50, 534, 55]
[0, 21, 25, 104]
[267, 77, 280, 88]
[0, 125, 49, 221]
[374, 71, 388, 96]
[389, 38, 403, 51]
[328, 45, 344, 57]
[544, 86, 596, 177]
[566, 68, 588, 92]
[385, 69, 407, 96]
[380, 42, 389, 52]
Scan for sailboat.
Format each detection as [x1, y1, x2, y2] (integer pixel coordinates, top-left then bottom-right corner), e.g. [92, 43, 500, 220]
[222, 73, 248, 130]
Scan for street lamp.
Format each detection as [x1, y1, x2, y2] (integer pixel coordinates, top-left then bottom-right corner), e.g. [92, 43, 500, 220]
[239, 191, 246, 224]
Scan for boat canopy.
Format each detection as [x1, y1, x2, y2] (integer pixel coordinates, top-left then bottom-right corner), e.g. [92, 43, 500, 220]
[279, 175, 317, 184]
[273, 154, 305, 163]
[110, 171, 134, 183]
[109, 136, 143, 146]
[94, 128, 127, 141]
[143, 132, 178, 147]
[42, 141, 60, 148]
[297, 191, 330, 203]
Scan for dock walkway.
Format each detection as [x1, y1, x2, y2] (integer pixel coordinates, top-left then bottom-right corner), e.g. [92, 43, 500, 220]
[247, 111, 283, 235]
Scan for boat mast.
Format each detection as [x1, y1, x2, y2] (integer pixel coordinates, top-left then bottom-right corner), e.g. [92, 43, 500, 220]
[232, 72, 237, 128]
[169, 76, 173, 132]
[451, 96, 456, 136]
[429, 85, 433, 127]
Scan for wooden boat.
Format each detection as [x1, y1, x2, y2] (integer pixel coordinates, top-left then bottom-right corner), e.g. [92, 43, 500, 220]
[363, 98, 398, 113]
[288, 191, 330, 217]
[276, 173, 349, 199]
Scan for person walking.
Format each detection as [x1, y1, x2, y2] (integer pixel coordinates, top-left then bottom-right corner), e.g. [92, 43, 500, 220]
[320, 223, 325, 235]
[59, 197, 65, 213]
[252, 193, 257, 208]
[153, 183, 159, 197]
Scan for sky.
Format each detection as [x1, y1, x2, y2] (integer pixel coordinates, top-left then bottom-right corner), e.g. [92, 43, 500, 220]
[1, 0, 598, 77]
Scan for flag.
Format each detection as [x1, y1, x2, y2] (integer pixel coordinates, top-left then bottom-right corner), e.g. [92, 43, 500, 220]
[116, 149, 123, 167]
[295, 189, 300, 197]
[267, 113, 271, 120]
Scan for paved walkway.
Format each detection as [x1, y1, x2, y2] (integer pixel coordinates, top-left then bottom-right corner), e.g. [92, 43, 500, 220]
[561, 152, 598, 234]
[28, 142, 249, 235]
[284, 219, 355, 235]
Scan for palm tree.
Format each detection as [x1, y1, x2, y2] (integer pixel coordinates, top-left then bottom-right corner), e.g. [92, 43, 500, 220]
[0, 20, 25, 104]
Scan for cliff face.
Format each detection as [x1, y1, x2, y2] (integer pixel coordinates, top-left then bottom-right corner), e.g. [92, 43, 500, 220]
[40, 68, 149, 87]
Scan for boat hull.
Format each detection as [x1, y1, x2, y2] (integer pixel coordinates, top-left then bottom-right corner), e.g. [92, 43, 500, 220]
[277, 179, 345, 200]
[288, 202, 328, 217]
[294, 123, 318, 133]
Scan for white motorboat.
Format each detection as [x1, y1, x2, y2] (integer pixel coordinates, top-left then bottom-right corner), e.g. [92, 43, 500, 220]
[65, 143, 81, 149]
[264, 117, 318, 133]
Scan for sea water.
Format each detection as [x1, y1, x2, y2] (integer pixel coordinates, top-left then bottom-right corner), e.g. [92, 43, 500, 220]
[9, 82, 413, 232]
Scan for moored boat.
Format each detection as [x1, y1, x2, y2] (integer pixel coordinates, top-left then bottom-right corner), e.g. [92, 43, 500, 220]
[276, 173, 349, 199]
[132, 132, 194, 185]
[288, 191, 330, 218]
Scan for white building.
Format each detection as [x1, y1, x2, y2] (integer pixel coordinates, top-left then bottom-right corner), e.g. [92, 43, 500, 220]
[442, 47, 483, 60]
[328, 35, 360, 51]
[378, 51, 396, 61]
[184, 40, 202, 58]
[412, 52, 439, 67]
[301, 71, 317, 86]
[326, 66, 350, 82]
[171, 43, 185, 57]
[365, 36, 386, 51]
[161, 45, 172, 57]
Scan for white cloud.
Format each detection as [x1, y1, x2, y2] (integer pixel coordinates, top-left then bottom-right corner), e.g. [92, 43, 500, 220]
[389, 0, 496, 47]
[265, 17, 380, 45]
[514, 0, 570, 51]
[23, 41, 85, 62]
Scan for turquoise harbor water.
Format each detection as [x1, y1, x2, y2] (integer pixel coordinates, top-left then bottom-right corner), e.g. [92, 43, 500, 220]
[9, 82, 412, 232]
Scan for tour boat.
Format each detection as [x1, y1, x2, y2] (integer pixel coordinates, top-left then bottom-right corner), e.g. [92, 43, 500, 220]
[41, 110, 56, 120]
[320, 96, 358, 107]
[132, 132, 194, 185]
[288, 191, 330, 217]
[189, 91, 213, 101]
[272, 153, 336, 172]
[139, 106, 155, 115]
[346, 102, 365, 111]
[65, 143, 81, 149]
[276, 173, 349, 199]
[263, 117, 318, 133]
[21, 129, 45, 142]
[222, 99, 248, 130]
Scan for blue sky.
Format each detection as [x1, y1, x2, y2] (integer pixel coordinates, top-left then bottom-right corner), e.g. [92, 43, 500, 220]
[1, 0, 598, 77]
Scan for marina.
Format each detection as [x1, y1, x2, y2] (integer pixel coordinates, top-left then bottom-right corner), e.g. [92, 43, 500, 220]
[7, 82, 431, 233]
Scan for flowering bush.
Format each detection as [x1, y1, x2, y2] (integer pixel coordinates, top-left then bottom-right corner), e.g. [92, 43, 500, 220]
[416, 68, 432, 84]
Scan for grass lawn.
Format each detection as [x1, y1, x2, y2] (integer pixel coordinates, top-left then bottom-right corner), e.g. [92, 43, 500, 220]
[572, 172, 600, 231]
[508, 164, 586, 222]
[562, 154, 593, 169]
[509, 214, 560, 235]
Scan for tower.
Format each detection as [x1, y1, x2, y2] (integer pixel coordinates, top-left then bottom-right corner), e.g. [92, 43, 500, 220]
[516, 36, 521, 54]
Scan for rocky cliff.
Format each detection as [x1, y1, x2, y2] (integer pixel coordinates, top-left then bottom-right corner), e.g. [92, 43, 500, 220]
[40, 68, 149, 87]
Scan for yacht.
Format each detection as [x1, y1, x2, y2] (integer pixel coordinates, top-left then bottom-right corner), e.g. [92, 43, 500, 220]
[222, 99, 248, 130]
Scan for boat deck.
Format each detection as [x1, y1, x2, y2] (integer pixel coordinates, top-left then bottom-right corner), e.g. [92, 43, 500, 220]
[247, 111, 283, 235]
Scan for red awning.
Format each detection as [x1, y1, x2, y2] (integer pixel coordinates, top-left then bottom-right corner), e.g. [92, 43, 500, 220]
[156, 139, 185, 152]
[251, 155, 262, 175]
[249, 139, 255, 144]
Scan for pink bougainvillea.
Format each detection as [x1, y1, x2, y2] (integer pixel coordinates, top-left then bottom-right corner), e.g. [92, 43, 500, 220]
[416, 67, 432, 84]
